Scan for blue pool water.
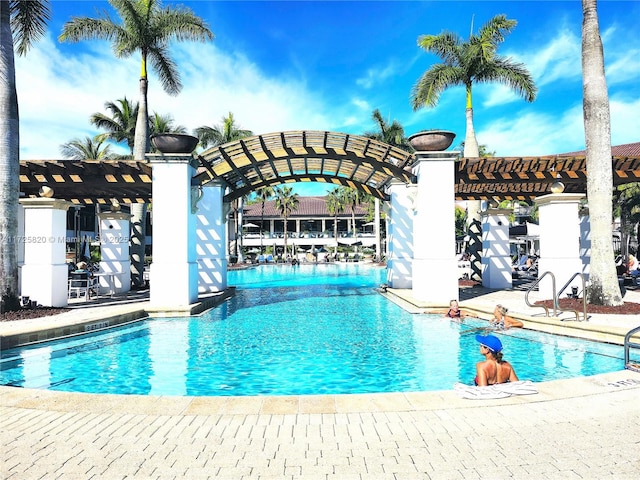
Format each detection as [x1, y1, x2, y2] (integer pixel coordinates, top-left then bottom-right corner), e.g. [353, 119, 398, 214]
[0, 263, 625, 396]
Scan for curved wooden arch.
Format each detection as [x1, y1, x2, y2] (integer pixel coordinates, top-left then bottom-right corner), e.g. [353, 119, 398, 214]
[194, 130, 415, 201]
[18, 140, 640, 204]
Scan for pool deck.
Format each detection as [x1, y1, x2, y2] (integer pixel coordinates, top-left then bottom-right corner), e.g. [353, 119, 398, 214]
[2, 285, 640, 479]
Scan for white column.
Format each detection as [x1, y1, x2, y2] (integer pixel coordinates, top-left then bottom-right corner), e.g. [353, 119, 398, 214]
[97, 211, 131, 294]
[535, 193, 585, 298]
[17, 203, 25, 295]
[386, 181, 414, 288]
[481, 208, 512, 289]
[412, 152, 459, 303]
[19, 198, 73, 307]
[237, 196, 244, 263]
[196, 181, 228, 293]
[579, 207, 591, 278]
[148, 154, 199, 307]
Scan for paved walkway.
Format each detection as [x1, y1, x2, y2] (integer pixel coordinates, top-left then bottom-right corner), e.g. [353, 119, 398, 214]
[2, 285, 640, 479]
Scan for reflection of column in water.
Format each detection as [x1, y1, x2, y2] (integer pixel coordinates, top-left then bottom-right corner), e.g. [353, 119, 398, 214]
[413, 316, 461, 389]
[148, 320, 189, 396]
[21, 346, 52, 389]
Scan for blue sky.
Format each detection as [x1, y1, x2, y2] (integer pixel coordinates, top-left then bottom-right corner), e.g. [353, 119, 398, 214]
[15, 1, 640, 196]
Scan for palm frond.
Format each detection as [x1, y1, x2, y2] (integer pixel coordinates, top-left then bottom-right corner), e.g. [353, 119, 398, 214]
[10, 0, 51, 56]
[411, 64, 465, 110]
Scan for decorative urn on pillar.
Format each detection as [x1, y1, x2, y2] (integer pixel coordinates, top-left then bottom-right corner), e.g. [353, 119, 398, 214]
[408, 130, 456, 151]
[150, 133, 199, 154]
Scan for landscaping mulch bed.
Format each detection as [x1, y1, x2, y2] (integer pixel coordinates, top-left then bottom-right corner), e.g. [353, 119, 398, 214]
[535, 298, 640, 315]
[0, 307, 70, 322]
[458, 279, 638, 315]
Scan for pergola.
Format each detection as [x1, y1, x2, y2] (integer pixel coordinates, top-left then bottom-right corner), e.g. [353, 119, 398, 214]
[19, 132, 640, 203]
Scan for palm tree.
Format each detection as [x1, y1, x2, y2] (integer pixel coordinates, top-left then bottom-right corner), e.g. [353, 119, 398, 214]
[255, 186, 274, 253]
[363, 109, 413, 152]
[615, 183, 640, 261]
[195, 112, 253, 148]
[411, 14, 536, 158]
[274, 186, 299, 258]
[582, 0, 622, 306]
[325, 187, 346, 256]
[362, 108, 412, 259]
[148, 112, 186, 152]
[149, 112, 186, 136]
[91, 97, 139, 155]
[60, 0, 214, 287]
[60, 137, 115, 160]
[340, 187, 361, 236]
[411, 15, 536, 281]
[0, 1, 51, 311]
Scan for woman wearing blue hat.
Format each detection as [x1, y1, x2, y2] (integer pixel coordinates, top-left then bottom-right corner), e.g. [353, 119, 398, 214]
[474, 334, 518, 386]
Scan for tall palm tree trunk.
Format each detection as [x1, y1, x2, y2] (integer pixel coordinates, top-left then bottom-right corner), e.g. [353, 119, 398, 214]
[130, 76, 149, 288]
[351, 208, 356, 235]
[582, 0, 622, 305]
[283, 215, 288, 259]
[260, 203, 265, 253]
[333, 215, 338, 255]
[0, 2, 20, 310]
[237, 196, 244, 263]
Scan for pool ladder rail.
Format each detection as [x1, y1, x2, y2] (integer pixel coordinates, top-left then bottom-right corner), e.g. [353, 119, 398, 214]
[624, 325, 640, 373]
[525, 271, 588, 321]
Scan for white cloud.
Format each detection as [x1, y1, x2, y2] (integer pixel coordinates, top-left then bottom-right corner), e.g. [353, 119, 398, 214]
[479, 92, 640, 157]
[483, 29, 581, 109]
[15, 36, 334, 159]
[605, 47, 640, 86]
[355, 62, 399, 89]
[610, 96, 640, 145]
[523, 31, 582, 87]
[479, 105, 585, 156]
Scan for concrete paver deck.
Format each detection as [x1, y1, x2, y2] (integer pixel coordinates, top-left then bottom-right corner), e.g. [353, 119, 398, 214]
[2, 285, 640, 479]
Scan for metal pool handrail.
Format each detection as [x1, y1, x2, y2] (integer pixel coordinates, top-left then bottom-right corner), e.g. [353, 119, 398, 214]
[624, 325, 640, 372]
[525, 271, 557, 317]
[556, 272, 588, 321]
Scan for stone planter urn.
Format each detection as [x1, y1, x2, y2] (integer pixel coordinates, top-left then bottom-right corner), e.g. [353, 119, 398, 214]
[408, 130, 456, 151]
[150, 133, 199, 154]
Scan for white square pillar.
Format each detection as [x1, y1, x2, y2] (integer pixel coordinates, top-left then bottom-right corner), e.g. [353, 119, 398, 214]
[97, 211, 132, 294]
[19, 198, 74, 307]
[196, 180, 228, 293]
[535, 193, 586, 298]
[386, 181, 414, 289]
[411, 152, 459, 303]
[17, 203, 25, 295]
[148, 154, 199, 307]
[481, 208, 512, 289]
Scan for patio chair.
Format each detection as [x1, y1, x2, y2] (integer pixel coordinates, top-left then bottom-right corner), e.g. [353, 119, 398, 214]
[68, 272, 98, 301]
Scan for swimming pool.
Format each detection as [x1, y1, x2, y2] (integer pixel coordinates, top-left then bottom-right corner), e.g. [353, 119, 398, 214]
[0, 263, 625, 396]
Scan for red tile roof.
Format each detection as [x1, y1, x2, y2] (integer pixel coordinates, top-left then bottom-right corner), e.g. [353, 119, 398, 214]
[559, 142, 640, 157]
[244, 196, 368, 219]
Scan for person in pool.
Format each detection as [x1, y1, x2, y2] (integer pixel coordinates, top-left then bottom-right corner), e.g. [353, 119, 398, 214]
[490, 304, 523, 330]
[474, 334, 519, 386]
[445, 299, 465, 320]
